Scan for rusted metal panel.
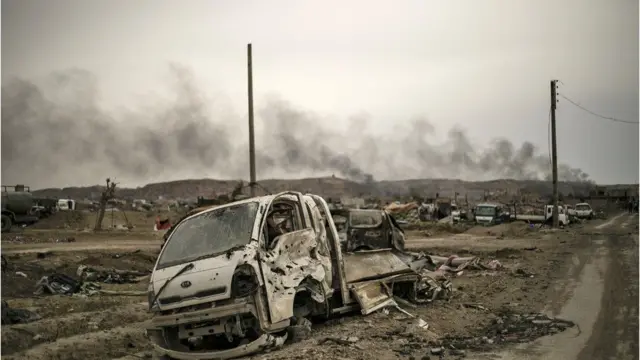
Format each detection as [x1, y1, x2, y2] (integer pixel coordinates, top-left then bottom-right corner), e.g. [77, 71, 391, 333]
[349, 281, 396, 315]
[342, 250, 413, 283]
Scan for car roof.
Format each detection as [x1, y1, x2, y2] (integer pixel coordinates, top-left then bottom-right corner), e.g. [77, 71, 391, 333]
[476, 203, 499, 207]
[184, 195, 275, 221]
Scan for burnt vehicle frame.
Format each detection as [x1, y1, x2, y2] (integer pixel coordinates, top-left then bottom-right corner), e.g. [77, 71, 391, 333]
[146, 192, 446, 360]
[330, 208, 406, 252]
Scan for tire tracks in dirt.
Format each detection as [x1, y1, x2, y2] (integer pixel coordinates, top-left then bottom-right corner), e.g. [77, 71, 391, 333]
[576, 216, 639, 360]
[3, 320, 152, 360]
[483, 213, 637, 360]
[2, 303, 150, 356]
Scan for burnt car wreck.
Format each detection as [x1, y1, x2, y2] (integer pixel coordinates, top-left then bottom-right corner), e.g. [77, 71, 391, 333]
[146, 192, 452, 359]
[330, 208, 406, 252]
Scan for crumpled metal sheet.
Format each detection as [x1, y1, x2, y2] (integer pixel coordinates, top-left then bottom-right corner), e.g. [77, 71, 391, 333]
[350, 281, 396, 315]
[260, 228, 331, 324]
[343, 250, 413, 283]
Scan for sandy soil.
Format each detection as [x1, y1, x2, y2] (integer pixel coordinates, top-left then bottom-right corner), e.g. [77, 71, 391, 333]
[1, 214, 636, 360]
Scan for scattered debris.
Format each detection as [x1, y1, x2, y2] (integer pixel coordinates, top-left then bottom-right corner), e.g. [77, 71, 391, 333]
[512, 268, 536, 278]
[1, 300, 41, 325]
[318, 336, 359, 346]
[462, 303, 489, 311]
[34, 273, 81, 295]
[34, 273, 102, 296]
[431, 255, 503, 273]
[76, 265, 148, 284]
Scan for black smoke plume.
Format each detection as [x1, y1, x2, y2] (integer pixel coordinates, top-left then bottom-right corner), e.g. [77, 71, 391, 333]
[1, 66, 591, 189]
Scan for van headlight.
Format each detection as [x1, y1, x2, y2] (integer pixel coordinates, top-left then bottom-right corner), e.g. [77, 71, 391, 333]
[231, 265, 259, 298]
[147, 283, 158, 311]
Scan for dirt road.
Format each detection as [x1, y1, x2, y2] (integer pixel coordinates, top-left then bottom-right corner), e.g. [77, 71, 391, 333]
[2, 240, 162, 254]
[483, 213, 639, 360]
[1, 215, 637, 360]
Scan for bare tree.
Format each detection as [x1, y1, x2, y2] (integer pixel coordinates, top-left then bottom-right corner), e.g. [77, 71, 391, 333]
[94, 178, 117, 231]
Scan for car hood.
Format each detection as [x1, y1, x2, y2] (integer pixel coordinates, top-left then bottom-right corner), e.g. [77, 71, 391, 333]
[151, 249, 251, 311]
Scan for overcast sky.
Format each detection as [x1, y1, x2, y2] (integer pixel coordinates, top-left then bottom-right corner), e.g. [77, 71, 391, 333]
[2, 0, 638, 187]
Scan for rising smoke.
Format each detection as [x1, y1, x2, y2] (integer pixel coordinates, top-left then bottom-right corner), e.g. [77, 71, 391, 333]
[1, 65, 591, 189]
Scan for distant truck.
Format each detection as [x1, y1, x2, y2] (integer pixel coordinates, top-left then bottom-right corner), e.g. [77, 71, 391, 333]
[474, 203, 569, 227]
[1, 185, 40, 232]
[512, 205, 570, 226]
[473, 203, 511, 226]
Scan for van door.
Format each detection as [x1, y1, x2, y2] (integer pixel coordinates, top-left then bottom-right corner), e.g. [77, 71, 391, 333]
[308, 194, 350, 306]
[258, 193, 329, 324]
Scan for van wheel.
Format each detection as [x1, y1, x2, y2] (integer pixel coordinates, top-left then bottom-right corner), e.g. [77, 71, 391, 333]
[1, 215, 11, 233]
[287, 317, 312, 343]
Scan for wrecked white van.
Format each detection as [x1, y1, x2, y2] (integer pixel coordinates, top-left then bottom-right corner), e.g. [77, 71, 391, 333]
[146, 192, 449, 359]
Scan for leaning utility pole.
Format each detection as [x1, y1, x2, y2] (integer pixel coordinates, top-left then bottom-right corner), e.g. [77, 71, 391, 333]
[550, 80, 559, 227]
[247, 43, 257, 197]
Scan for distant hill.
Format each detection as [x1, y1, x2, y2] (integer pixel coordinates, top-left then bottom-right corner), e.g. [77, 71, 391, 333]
[29, 177, 635, 202]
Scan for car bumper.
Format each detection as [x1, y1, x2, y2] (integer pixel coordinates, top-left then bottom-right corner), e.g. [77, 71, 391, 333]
[146, 328, 287, 360]
[147, 296, 289, 359]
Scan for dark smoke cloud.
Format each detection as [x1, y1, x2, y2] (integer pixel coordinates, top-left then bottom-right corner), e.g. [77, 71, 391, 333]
[1, 66, 591, 189]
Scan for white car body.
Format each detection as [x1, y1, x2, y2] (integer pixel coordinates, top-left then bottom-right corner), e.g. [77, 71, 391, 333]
[574, 203, 594, 218]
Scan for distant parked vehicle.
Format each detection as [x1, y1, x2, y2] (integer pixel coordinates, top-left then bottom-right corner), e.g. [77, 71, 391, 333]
[512, 205, 570, 226]
[57, 199, 76, 211]
[573, 203, 594, 219]
[1, 185, 40, 232]
[473, 203, 510, 226]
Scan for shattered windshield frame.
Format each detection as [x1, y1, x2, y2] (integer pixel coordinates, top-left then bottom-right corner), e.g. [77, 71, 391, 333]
[349, 210, 384, 228]
[156, 202, 259, 269]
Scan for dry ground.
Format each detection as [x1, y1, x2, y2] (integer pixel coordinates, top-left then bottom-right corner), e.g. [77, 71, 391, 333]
[1, 214, 636, 360]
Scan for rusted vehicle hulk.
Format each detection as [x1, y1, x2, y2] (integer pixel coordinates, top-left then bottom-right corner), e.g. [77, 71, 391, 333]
[147, 192, 448, 359]
[330, 208, 406, 252]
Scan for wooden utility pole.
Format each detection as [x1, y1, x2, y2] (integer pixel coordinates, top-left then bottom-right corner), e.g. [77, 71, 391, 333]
[94, 178, 117, 231]
[247, 43, 257, 197]
[550, 80, 559, 227]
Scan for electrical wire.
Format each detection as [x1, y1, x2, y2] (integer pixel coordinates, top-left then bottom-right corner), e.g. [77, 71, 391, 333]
[557, 93, 639, 125]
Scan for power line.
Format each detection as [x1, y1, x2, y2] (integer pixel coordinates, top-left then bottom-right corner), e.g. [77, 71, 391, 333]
[557, 93, 639, 125]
